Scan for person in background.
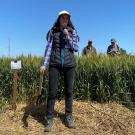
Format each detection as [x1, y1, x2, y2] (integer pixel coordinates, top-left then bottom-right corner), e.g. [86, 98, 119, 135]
[82, 39, 97, 56]
[40, 10, 79, 132]
[107, 38, 120, 55]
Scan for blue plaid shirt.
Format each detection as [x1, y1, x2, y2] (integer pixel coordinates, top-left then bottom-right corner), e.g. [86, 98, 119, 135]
[43, 29, 79, 67]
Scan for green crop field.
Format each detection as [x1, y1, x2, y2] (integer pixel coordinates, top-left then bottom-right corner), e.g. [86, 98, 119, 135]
[0, 54, 135, 110]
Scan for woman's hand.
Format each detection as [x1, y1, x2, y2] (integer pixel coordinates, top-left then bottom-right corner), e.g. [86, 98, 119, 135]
[40, 66, 46, 74]
[63, 29, 69, 36]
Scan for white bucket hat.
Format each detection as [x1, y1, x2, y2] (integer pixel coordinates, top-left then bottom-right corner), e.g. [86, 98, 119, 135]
[58, 10, 70, 17]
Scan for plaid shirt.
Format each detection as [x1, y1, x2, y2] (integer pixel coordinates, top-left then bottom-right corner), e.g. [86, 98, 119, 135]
[43, 29, 79, 67]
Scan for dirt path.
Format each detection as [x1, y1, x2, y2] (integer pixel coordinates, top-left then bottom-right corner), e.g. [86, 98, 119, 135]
[0, 100, 135, 135]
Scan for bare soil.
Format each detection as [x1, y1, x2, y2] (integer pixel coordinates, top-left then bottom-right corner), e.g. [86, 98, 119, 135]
[0, 100, 135, 135]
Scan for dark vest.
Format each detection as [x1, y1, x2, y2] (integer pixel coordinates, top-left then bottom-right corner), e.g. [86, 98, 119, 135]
[49, 27, 76, 68]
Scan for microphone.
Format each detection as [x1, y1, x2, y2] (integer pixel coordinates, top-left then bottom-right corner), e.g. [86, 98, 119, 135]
[62, 23, 68, 43]
[63, 23, 67, 30]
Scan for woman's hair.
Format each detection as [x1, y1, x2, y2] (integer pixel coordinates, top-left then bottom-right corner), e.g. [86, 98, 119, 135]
[46, 15, 76, 41]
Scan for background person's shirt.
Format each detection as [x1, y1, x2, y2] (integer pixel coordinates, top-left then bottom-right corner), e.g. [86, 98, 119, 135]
[107, 44, 120, 54]
[83, 46, 97, 55]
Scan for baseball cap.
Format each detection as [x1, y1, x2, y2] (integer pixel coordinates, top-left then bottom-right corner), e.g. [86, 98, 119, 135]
[111, 38, 116, 43]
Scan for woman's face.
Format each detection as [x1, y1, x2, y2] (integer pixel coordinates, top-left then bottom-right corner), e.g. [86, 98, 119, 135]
[59, 14, 69, 28]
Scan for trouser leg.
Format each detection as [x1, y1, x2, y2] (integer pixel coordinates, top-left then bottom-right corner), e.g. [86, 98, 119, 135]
[63, 67, 75, 116]
[46, 66, 60, 118]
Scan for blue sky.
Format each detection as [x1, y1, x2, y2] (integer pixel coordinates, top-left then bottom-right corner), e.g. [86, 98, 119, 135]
[0, 0, 135, 57]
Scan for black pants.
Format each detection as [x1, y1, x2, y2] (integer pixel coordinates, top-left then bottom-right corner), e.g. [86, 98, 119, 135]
[46, 66, 75, 118]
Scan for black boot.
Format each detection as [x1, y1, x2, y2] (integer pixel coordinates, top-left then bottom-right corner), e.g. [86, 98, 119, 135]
[44, 118, 53, 132]
[65, 115, 76, 128]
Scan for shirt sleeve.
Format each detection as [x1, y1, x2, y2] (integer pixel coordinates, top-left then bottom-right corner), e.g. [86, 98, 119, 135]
[67, 29, 79, 52]
[42, 31, 53, 68]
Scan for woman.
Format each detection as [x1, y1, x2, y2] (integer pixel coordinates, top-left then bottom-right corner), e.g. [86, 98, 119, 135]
[40, 10, 79, 132]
